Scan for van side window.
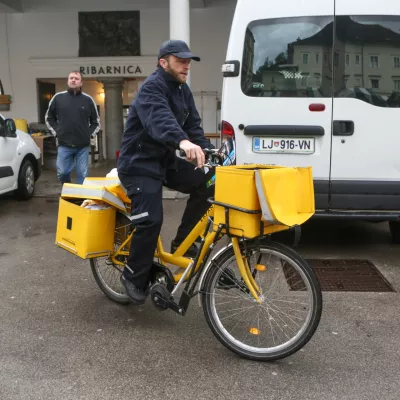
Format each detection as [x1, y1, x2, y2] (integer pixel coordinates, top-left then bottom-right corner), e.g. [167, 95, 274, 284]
[242, 16, 334, 98]
[334, 16, 400, 108]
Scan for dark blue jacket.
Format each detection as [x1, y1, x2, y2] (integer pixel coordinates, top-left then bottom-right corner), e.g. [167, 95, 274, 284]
[117, 67, 213, 180]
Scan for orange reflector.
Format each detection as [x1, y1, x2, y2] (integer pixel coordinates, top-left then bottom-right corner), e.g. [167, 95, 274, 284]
[255, 264, 267, 272]
[249, 328, 261, 335]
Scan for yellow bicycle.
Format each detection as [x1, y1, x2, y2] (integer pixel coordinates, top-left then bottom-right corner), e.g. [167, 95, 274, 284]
[85, 146, 323, 362]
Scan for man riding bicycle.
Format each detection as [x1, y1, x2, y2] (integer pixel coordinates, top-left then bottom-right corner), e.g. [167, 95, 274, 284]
[117, 40, 215, 305]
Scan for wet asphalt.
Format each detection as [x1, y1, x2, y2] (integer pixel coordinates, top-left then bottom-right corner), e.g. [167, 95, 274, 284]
[0, 168, 399, 399]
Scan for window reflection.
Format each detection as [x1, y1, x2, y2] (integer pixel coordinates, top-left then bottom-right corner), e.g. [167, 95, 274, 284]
[334, 16, 400, 107]
[242, 16, 334, 98]
[242, 15, 400, 107]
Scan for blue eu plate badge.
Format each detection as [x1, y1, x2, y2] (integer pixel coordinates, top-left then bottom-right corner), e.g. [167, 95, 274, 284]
[253, 137, 261, 151]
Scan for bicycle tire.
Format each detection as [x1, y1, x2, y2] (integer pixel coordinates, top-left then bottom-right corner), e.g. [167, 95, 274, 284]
[202, 240, 322, 361]
[90, 212, 131, 305]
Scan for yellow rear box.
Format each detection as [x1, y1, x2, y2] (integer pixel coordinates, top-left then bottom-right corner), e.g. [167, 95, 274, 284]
[214, 164, 315, 238]
[56, 198, 116, 259]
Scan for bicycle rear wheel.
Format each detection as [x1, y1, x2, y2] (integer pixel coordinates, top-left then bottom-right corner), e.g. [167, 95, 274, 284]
[202, 240, 322, 361]
[90, 212, 131, 304]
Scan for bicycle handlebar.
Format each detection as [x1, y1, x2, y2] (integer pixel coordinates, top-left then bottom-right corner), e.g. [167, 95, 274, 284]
[179, 148, 217, 157]
[179, 148, 223, 167]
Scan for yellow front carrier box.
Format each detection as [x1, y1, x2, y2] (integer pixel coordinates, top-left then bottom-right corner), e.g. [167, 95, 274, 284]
[213, 164, 315, 238]
[55, 183, 125, 259]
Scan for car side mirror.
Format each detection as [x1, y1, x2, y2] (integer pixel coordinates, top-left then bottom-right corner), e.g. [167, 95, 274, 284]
[5, 118, 16, 136]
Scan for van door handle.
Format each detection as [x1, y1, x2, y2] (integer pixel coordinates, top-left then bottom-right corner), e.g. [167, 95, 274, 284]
[333, 120, 354, 136]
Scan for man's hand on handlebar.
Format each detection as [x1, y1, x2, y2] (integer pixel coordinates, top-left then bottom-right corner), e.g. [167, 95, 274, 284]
[179, 140, 205, 169]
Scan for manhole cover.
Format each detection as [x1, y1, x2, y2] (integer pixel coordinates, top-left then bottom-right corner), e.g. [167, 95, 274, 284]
[283, 259, 396, 292]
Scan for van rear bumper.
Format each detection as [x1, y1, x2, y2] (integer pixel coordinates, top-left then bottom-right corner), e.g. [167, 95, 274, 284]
[314, 210, 400, 221]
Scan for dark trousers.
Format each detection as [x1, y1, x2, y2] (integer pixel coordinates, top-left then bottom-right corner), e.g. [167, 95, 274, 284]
[118, 158, 215, 289]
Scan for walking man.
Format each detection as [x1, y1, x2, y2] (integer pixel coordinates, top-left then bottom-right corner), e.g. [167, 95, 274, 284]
[117, 40, 214, 304]
[45, 71, 100, 184]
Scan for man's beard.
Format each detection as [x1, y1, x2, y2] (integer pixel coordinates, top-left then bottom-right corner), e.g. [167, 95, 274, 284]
[68, 85, 82, 92]
[166, 65, 186, 84]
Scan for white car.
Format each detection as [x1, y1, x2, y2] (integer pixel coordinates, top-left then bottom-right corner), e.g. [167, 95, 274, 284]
[221, 0, 400, 243]
[0, 114, 42, 199]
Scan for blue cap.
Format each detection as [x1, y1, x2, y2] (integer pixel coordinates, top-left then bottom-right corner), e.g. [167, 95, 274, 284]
[158, 40, 200, 61]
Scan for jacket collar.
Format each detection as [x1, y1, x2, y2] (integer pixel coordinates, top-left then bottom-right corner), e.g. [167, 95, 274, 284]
[157, 66, 184, 88]
[67, 88, 82, 95]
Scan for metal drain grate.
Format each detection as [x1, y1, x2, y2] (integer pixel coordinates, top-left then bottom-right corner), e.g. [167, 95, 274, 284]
[284, 259, 396, 292]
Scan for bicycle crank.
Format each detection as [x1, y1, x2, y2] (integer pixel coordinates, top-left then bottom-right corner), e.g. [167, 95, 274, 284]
[150, 284, 171, 311]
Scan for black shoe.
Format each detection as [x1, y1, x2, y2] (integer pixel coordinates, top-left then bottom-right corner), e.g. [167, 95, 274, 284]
[120, 275, 147, 305]
[170, 240, 199, 258]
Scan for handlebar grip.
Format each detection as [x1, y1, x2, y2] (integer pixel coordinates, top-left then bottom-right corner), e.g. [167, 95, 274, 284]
[179, 148, 214, 160]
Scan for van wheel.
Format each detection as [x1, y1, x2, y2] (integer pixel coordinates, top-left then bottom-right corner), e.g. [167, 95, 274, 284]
[16, 160, 35, 200]
[389, 221, 400, 244]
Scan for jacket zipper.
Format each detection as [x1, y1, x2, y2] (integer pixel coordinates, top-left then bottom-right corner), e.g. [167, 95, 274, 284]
[179, 85, 189, 126]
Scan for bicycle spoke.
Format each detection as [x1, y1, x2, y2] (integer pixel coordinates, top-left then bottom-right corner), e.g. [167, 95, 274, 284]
[269, 298, 309, 306]
[219, 304, 255, 321]
[261, 306, 292, 342]
[261, 300, 303, 327]
[209, 290, 254, 303]
[260, 305, 280, 345]
[214, 298, 249, 306]
[225, 306, 255, 336]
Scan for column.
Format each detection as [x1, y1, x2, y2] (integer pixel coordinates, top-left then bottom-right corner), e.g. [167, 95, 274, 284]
[102, 78, 124, 160]
[170, 0, 191, 85]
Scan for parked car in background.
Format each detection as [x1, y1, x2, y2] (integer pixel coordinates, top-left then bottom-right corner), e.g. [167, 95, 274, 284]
[0, 114, 41, 199]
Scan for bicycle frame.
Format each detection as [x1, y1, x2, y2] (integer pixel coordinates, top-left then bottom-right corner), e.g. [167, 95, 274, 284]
[110, 202, 262, 314]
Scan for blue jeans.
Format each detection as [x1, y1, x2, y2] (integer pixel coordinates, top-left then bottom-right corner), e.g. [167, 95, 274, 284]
[56, 145, 90, 185]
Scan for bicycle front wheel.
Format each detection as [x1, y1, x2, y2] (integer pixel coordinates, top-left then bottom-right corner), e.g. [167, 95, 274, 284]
[202, 240, 322, 361]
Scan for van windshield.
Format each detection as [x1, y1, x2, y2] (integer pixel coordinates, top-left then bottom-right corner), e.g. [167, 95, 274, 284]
[242, 16, 334, 98]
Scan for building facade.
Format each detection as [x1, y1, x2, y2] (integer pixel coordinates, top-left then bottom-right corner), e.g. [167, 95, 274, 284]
[0, 0, 236, 160]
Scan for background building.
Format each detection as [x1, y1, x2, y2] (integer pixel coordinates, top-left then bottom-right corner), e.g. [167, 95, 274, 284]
[0, 0, 237, 160]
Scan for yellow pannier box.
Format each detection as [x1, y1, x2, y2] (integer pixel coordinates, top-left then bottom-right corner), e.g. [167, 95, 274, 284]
[55, 183, 122, 259]
[213, 164, 315, 238]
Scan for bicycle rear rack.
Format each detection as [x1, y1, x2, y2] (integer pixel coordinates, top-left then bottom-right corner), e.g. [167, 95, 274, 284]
[207, 198, 263, 238]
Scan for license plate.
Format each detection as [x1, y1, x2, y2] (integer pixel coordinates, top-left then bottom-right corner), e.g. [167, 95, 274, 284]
[253, 137, 315, 154]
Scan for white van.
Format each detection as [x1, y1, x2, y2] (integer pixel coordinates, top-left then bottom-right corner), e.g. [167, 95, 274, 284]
[0, 115, 42, 199]
[221, 0, 400, 243]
